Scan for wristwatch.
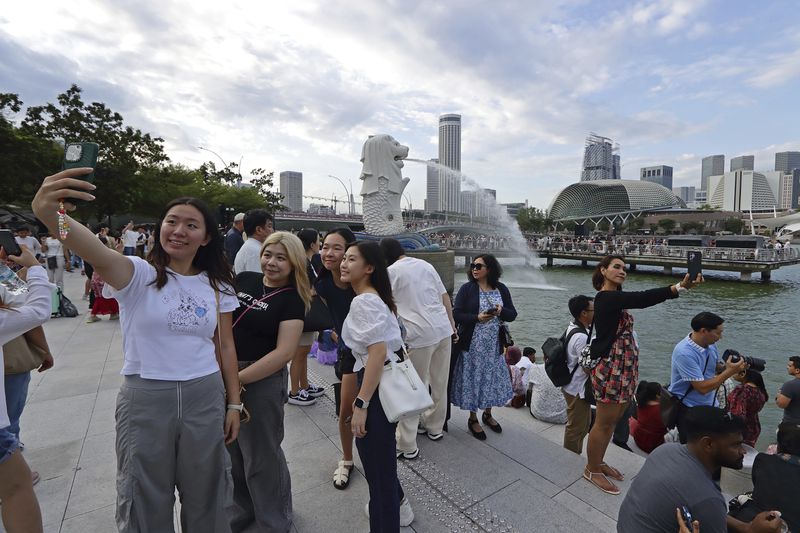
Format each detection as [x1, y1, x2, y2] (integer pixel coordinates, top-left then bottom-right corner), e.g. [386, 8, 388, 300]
[227, 403, 244, 412]
[354, 397, 370, 409]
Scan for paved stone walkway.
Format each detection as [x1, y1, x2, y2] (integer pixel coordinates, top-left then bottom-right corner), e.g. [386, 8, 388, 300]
[3, 270, 644, 532]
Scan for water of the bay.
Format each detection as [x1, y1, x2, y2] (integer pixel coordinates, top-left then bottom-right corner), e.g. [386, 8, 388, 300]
[456, 252, 800, 450]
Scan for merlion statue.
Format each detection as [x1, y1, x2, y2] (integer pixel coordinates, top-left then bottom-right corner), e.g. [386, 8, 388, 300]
[359, 134, 410, 235]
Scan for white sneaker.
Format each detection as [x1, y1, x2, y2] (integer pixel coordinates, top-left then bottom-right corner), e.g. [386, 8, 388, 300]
[364, 497, 414, 527]
[399, 496, 414, 526]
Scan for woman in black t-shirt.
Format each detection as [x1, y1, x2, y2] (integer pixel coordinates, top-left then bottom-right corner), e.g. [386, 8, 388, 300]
[584, 255, 699, 496]
[287, 228, 325, 405]
[228, 232, 311, 532]
[314, 227, 358, 490]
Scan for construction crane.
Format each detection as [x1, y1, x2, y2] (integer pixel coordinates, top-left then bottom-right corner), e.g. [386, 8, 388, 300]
[302, 194, 362, 215]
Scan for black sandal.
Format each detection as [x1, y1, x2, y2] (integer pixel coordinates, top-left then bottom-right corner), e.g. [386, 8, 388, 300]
[468, 418, 486, 441]
[482, 411, 502, 433]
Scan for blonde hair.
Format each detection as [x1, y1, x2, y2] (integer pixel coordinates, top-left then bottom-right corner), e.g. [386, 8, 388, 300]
[260, 231, 312, 312]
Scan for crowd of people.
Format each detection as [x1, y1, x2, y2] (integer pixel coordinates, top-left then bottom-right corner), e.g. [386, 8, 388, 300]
[1, 167, 799, 533]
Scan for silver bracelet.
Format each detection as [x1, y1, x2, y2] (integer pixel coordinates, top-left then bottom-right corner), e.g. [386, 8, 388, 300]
[227, 403, 244, 412]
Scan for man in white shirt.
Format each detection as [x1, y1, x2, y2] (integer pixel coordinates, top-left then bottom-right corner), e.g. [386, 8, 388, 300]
[561, 295, 594, 454]
[121, 221, 139, 256]
[233, 210, 274, 274]
[14, 227, 41, 259]
[516, 347, 536, 384]
[381, 238, 456, 459]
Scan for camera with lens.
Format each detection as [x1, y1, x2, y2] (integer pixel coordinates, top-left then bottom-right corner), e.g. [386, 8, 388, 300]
[722, 349, 766, 372]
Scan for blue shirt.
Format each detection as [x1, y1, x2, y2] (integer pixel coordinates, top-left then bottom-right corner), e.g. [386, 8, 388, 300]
[668, 335, 720, 407]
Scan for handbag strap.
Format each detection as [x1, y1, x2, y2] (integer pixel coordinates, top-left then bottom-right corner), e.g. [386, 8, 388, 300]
[678, 342, 715, 402]
[214, 290, 222, 365]
[232, 287, 293, 329]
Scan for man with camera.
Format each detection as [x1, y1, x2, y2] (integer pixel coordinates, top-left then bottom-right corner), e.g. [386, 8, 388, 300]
[668, 312, 747, 443]
[776, 356, 800, 424]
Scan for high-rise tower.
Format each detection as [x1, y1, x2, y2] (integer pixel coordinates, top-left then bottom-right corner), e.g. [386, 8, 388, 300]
[581, 133, 620, 181]
[775, 151, 800, 173]
[279, 171, 303, 212]
[730, 155, 754, 172]
[425, 158, 439, 213]
[438, 114, 462, 213]
[701, 155, 725, 192]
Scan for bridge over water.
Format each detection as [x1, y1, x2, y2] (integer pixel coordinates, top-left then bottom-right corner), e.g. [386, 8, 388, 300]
[537, 243, 800, 281]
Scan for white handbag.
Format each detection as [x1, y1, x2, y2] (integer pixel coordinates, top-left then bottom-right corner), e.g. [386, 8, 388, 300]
[378, 347, 434, 423]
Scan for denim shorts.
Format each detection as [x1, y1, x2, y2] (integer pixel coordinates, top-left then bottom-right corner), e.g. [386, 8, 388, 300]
[0, 425, 20, 464]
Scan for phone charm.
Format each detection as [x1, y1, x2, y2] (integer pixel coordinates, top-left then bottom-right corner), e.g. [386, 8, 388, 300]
[57, 199, 70, 239]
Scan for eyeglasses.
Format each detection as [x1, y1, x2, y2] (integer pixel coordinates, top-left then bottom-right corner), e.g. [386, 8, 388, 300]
[469, 263, 486, 271]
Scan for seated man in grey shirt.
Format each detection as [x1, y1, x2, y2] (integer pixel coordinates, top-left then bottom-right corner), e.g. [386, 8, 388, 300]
[618, 406, 784, 533]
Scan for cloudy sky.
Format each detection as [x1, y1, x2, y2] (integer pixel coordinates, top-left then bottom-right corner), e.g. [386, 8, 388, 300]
[2, 0, 799, 210]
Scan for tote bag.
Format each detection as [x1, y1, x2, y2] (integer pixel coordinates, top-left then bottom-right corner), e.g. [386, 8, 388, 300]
[378, 347, 434, 423]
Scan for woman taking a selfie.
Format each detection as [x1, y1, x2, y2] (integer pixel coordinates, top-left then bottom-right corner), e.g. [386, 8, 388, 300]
[313, 227, 358, 490]
[0, 245, 52, 533]
[228, 231, 310, 532]
[341, 240, 414, 531]
[585, 255, 699, 495]
[31, 168, 241, 532]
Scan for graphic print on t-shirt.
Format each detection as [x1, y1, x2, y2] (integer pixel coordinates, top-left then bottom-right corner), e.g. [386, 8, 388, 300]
[163, 287, 210, 333]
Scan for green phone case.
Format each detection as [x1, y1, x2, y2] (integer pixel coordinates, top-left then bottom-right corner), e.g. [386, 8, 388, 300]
[63, 142, 99, 181]
[63, 142, 99, 204]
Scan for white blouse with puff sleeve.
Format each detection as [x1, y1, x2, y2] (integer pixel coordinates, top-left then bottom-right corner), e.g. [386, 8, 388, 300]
[341, 293, 404, 373]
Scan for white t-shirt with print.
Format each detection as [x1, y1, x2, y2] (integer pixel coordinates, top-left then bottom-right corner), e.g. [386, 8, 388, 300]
[387, 256, 451, 348]
[342, 293, 404, 373]
[104, 256, 239, 381]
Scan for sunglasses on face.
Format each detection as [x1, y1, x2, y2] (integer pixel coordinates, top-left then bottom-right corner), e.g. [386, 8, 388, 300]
[469, 263, 486, 271]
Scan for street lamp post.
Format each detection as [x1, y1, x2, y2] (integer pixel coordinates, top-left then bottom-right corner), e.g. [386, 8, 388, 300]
[328, 175, 353, 215]
[198, 146, 228, 169]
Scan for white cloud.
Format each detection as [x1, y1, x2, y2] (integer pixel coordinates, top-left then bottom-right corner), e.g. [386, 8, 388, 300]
[0, 0, 797, 210]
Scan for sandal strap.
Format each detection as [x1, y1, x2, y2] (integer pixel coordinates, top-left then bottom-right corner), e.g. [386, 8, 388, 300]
[333, 462, 354, 483]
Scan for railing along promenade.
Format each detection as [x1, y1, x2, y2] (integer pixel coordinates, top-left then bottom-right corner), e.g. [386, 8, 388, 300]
[426, 235, 800, 281]
[537, 243, 799, 281]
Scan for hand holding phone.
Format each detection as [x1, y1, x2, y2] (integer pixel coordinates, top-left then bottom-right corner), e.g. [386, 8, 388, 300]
[0, 229, 22, 257]
[687, 251, 702, 281]
[63, 142, 99, 205]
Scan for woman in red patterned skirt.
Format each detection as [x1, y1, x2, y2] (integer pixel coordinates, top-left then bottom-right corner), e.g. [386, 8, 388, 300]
[86, 270, 119, 323]
[583, 255, 701, 495]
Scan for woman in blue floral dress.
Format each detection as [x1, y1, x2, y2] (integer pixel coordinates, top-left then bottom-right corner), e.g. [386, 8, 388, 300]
[451, 254, 517, 440]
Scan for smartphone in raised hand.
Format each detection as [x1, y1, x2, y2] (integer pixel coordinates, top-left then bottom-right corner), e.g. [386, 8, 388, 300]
[63, 142, 99, 204]
[0, 229, 22, 257]
[687, 251, 702, 280]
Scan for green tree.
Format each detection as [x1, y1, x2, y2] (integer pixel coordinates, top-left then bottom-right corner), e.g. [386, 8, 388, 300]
[657, 218, 676, 233]
[1, 86, 284, 220]
[198, 163, 284, 213]
[723, 217, 744, 234]
[0, 98, 62, 206]
[681, 221, 705, 234]
[516, 207, 552, 233]
[6, 85, 168, 219]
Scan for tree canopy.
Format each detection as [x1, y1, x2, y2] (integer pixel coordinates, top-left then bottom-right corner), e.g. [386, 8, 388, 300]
[516, 207, 553, 233]
[0, 85, 283, 222]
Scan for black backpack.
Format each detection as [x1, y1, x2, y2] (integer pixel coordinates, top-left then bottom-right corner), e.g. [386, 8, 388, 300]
[541, 323, 588, 387]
